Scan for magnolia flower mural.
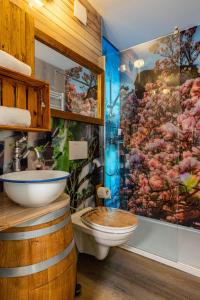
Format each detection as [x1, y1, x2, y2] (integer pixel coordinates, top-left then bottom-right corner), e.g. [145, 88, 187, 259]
[120, 25, 200, 229]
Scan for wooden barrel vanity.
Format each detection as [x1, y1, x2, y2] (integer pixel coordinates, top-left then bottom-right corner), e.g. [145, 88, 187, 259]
[0, 193, 77, 300]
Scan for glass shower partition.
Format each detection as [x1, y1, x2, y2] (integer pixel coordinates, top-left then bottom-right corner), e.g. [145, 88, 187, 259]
[103, 37, 121, 208]
[104, 33, 181, 262]
[119, 32, 181, 262]
[104, 26, 200, 272]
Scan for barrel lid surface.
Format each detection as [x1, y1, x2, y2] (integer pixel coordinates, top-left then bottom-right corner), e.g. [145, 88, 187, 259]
[0, 193, 70, 232]
[81, 207, 137, 232]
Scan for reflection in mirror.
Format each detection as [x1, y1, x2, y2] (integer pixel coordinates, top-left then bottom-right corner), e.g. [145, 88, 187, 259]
[35, 40, 98, 118]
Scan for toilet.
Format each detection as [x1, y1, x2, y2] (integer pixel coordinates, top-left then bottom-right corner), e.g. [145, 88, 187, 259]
[72, 207, 138, 260]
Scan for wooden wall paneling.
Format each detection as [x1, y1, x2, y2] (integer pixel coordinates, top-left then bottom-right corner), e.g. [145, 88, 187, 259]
[62, 0, 101, 39]
[32, 5, 101, 59]
[19, 6, 26, 62]
[41, 1, 101, 54]
[0, 0, 11, 53]
[11, 0, 103, 68]
[77, 0, 102, 31]
[25, 12, 35, 73]
[35, 29, 102, 74]
[0, 0, 102, 68]
[61, 0, 102, 42]
[10, 3, 21, 60]
[0, 0, 104, 127]
[41, 0, 102, 53]
[35, 17, 100, 64]
[0, 0, 35, 71]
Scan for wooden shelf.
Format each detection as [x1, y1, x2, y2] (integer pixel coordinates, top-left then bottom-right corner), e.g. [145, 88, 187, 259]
[0, 125, 50, 132]
[0, 66, 51, 132]
[51, 109, 104, 125]
[0, 66, 48, 87]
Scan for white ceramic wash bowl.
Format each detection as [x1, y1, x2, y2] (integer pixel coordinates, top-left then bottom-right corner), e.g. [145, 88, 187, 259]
[0, 170, 70, 208]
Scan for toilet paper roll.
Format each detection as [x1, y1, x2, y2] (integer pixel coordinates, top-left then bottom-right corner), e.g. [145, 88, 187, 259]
[97, 187, 111, 199]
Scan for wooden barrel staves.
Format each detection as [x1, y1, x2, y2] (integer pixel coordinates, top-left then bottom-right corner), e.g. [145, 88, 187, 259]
[0, 204, 77, 300]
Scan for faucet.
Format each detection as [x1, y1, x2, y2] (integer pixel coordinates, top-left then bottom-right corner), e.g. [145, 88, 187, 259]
[13, 136, 43, 172]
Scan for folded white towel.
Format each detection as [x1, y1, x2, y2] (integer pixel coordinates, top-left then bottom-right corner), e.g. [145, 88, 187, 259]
[0, 106, 31, 128]
[0, 50, 32, 76]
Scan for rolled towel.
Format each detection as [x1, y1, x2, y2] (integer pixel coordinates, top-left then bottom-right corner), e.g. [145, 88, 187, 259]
[0, 50, 32, 76]
[0, 106, 31, 128]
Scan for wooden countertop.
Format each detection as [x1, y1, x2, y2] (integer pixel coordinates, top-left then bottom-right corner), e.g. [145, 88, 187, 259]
[0, 193, 70, 232]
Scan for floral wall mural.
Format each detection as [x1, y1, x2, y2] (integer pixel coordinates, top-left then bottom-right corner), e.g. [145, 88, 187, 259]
[0, 120, 103, 210]
[120, 25, 200, 230]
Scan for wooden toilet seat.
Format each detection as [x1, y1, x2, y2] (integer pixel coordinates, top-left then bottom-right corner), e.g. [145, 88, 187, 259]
[81, 207, 138, 233]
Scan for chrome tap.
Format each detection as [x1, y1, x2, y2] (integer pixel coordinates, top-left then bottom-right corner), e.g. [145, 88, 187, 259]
[13, 136, 43, 172]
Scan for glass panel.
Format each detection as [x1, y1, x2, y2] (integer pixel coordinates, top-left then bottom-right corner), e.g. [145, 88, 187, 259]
[177, 25, 200, 269]
[104, 25, 200, 269]
[119, 33, 180, 261]
[35, 40, 98, 118]
[103, 38, 121, 208]
[179, 26, 200, 230]
[103, 33, 182, 261]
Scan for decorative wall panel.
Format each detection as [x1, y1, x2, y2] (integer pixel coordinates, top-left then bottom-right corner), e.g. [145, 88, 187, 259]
[120, 26, 200, 229]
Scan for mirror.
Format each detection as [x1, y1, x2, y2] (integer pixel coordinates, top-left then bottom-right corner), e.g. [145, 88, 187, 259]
[35, 36, 104, 125]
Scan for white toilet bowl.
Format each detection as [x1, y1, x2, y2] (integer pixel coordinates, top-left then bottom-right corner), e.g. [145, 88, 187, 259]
[72, 207, 138, 260]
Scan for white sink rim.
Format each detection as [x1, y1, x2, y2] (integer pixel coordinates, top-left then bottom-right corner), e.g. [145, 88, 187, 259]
[0, 170, 70, 184]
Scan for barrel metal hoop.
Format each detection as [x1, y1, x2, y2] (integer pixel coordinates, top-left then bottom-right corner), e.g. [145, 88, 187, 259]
[16, 205, 70, 227]
[0, 239, 75, 278]
[0, 216, 71, 240]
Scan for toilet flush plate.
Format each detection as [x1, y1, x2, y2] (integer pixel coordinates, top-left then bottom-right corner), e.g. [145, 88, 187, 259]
[69, 141, 88, 160]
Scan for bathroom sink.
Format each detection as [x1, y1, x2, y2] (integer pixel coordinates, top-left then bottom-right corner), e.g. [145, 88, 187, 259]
[0, 170, 70, 207]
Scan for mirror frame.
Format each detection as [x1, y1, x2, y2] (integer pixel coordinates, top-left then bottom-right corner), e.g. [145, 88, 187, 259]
[35, 29, 104, 125]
